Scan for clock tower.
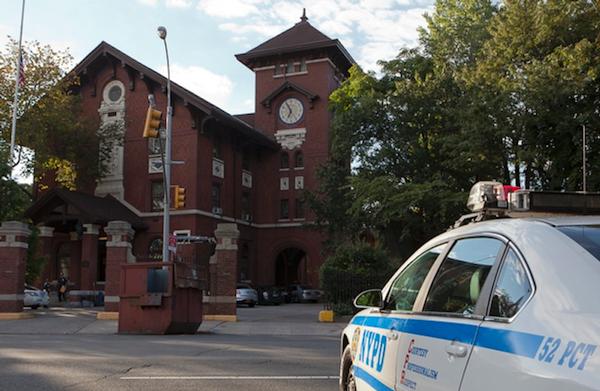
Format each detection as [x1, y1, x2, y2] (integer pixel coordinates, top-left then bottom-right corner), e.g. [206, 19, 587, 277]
[236, 10, 355, 287]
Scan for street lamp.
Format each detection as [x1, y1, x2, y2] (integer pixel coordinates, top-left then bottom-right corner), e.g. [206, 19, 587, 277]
[158, 26, 172, 264]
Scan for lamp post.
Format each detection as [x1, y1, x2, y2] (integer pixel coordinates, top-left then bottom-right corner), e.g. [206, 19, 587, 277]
[158, 26, 172, 264]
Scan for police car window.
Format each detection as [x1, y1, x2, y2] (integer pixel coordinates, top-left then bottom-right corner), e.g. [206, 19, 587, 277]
[424, 237, 503, 315]
[385, 244, 446, 311]
[556, 226, 600, 262]
[489, 248, 532, 319]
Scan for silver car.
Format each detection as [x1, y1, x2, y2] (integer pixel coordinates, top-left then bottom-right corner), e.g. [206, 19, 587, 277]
[24, 284, 49, 309]
[288, 284, 323, 303]
[236, 283, 258, 307]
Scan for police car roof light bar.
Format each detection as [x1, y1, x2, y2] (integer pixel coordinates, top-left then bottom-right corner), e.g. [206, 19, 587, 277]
[459, 182, 600, 228]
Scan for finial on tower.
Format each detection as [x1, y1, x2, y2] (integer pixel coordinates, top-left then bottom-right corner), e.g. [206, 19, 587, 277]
[300, 8, 308, 22]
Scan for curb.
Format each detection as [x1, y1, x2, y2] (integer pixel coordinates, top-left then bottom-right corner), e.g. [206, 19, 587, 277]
[0, 312, 35, 320]
[204, 315, 237, 322]
[96, 311, 119, 320]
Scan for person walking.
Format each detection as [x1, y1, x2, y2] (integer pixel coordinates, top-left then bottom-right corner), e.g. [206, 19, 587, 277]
[57, 273, 68, 302]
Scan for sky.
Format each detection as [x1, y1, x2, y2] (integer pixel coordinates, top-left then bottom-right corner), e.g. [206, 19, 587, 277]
[0, 0, 435, 116]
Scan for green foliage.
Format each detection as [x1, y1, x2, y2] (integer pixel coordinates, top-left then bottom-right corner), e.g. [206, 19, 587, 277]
[309, 0, 600, 266]
[0, 39, 123, 192]
[25, 226, 46, 285]
[320, 242, 396, 307]
[0, 142, 32, 221]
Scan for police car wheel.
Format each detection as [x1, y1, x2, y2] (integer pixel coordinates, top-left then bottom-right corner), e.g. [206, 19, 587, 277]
[340, 345, 356, 391]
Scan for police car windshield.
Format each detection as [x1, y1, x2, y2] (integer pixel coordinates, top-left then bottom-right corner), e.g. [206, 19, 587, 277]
[556, 225, 600, 262]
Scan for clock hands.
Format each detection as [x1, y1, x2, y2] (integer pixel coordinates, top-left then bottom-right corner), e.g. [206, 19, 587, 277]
[285, 102, 292, 118]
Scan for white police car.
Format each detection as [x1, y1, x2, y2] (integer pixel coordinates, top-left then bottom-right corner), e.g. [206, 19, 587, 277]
[339, 182, 600, 391]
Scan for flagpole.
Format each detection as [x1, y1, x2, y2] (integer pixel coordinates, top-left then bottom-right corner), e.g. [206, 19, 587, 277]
[8, 0, 26, 176]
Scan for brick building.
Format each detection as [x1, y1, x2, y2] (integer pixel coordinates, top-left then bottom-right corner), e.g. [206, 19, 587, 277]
[25, 13, 354, 293]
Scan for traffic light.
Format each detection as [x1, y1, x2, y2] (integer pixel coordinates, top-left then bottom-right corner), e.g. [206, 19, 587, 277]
[173, 185, 186, 209]
[143, 106, 162, 138]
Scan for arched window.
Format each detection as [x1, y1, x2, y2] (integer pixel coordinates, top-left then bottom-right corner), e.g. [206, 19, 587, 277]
[148, 238, 163, 261]
[280, 152, 289, 169]
[295, 151, 304, 168]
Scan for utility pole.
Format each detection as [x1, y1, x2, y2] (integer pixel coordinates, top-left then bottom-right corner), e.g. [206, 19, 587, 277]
[8, 0, 26, 175]
[158, 26, 172, 264]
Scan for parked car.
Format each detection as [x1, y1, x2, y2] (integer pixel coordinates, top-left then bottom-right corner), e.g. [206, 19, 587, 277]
[236, 283, 258, 307]
[24, 284, 49, 309]
[288, 284, 323, 303]
[257, 286, 283, 305]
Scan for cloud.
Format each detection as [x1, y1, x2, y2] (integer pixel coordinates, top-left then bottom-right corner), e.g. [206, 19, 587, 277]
[197, 0, 261, 18]
[197, 0, 435, 72]
[0, 24, 11, 47]
[219, 22, 286, 37]
[137, 0, 159, 6]
[166, 0, 193, 7]
[159, 63, 234, 109]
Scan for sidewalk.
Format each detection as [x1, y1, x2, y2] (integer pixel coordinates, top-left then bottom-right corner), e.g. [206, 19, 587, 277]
[0, 304, 347, 337]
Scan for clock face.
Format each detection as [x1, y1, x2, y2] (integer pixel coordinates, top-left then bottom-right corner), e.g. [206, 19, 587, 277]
[279, 98, 304, 125]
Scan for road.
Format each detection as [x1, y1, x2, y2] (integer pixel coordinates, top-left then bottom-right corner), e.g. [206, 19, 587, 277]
[0, 304, 345, 391]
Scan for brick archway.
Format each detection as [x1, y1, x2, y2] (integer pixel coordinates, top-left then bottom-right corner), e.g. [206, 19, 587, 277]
[274, 247, 307, 287]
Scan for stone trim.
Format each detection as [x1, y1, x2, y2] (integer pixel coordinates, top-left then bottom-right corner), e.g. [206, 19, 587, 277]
[119, 199, 311, 228]
[83, 224, 101, 235]
[0, 221, 31, 247]
[38, 226, 55, 238]
[0, 241, 28, 249]
[202, 295, 236, 304]
[104, 295, 120, 303]
[253, 65, 276, 72]
[0, 294, 25, 300]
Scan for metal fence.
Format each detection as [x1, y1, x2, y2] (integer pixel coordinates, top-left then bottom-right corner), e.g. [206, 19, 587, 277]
[322, 269, 390, 305]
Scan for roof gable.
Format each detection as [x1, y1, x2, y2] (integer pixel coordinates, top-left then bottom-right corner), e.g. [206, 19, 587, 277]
[235, 13, 355, 72]
[25, 188, 147, 230]
[72, 41, 278, 149]
[260, 81, 319, 111]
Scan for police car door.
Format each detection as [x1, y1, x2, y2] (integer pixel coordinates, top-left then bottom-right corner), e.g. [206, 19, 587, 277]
[353, 244, 448, 391]
[395, 236, 506, 391]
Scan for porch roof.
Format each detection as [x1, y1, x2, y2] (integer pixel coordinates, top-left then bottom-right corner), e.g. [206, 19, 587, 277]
[25, 188, 147, 231]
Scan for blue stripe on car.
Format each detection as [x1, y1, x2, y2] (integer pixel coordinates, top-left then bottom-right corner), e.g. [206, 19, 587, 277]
[353, 365, 393, 391]
[351, 316, 543, 358]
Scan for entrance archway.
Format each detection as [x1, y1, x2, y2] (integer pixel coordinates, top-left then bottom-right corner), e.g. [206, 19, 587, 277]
[275, 247, 307, 287]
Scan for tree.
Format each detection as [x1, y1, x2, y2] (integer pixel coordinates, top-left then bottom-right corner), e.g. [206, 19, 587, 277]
[310, 0, 600, 265]
[0, 141, 31, 221]
[0, 38, 122, 195]
[467, 0, 600, 190]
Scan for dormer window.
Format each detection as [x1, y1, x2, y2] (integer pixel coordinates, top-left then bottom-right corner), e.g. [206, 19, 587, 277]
[286, 62, 295, 73]
[300, 58, 307, 72]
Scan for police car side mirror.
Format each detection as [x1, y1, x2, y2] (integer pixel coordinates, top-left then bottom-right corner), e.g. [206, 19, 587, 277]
[353, 289, 383, 309]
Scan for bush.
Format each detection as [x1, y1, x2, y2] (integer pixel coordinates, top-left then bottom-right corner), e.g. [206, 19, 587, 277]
[320, 242, 396, 312]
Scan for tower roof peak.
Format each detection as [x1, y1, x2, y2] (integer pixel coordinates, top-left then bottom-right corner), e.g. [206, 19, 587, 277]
[235, 13, 355, 73]
[300, 8, 308, 22]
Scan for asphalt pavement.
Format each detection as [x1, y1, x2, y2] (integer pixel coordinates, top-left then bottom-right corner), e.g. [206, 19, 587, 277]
[0, 304, 347, 391]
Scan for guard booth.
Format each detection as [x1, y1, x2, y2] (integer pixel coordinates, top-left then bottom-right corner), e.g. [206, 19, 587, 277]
[118, 235, 214, 334]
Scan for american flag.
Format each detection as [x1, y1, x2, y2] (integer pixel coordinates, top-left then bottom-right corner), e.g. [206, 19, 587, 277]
[18, 51, 25, 87]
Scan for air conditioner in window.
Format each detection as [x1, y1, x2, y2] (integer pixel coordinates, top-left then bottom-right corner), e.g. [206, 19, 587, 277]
[212, 207, 223, 215]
